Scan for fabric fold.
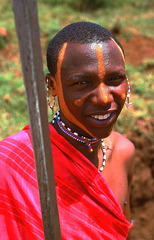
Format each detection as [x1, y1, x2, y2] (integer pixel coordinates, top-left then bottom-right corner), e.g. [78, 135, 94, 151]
[0, 124, 131, 239]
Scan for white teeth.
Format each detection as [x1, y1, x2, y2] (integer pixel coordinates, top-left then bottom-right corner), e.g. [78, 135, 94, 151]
[92, 114, 111, 120]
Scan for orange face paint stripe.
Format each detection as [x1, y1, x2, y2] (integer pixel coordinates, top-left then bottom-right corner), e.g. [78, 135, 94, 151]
[111, 38, 125, 62]
[95, 45, 105, 81]
[121, 92, 126, 100]
[100, 82, 108, 103]
[95, 45, 108, 104]
[56, 42, 95, 137]
[57, 42, 68, 84]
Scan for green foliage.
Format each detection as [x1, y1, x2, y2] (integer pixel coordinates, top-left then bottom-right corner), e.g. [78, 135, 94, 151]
[147, 102, 154, 115]
[38, 0, 153, 10]
[0, 61, 28, 140]
[63, 0, 126, 11]
[126, 62, 154, 99]
[38, 0, 103, 11]
[42, 19, 62, 49]
[0, 0, 17, 42]
[115, 110, 134, 134]
[127, 0, 153, 9]
[0, 36, 7, 49]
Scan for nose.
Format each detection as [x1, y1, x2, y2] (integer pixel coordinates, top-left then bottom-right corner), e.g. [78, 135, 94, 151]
[91, 82, 113, 106]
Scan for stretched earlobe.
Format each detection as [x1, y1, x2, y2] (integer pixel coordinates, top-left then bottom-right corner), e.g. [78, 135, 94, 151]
[45, 73, 57, 96]
[46, 78, 56, 119]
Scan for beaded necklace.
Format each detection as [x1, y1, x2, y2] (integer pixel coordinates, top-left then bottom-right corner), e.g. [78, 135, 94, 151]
[52, 110, 106, 171]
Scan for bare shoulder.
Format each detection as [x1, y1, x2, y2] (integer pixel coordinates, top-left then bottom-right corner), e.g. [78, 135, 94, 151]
[105, 131, 135, 155]
[109, 131, 135, 181]
[112, 131, 135, 156]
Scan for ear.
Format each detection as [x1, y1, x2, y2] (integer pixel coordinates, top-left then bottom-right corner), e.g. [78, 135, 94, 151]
[45, 73, 57, 96]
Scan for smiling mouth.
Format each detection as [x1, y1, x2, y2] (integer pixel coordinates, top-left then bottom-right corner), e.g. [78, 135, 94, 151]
[86, 111, 117, 128]
[91, 113, 111, 120]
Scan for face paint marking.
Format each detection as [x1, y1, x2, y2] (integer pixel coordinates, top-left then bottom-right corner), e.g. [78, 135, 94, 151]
[56, 42, 95, 137]
[57, 42, 68, 68]
[111, 38, 125, 62]
[56, 42, 68, 111]
[74, 98, 83, 107]
[95, 45, 108, 104]
[100, 83, 108, 103]
[121, 92, 126, 100]
[95, 45, 105, 81]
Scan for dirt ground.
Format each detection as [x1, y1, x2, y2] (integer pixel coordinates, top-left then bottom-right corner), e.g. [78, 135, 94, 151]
[120, 35, 154, 66]
[119, 35, 154, 240]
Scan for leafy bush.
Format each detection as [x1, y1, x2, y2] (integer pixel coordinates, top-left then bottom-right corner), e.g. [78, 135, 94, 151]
[37, 0, 126, 11]
[127, 0, 153, 9]
[0, 36, 7, 49]
[38, 0, 152, 10]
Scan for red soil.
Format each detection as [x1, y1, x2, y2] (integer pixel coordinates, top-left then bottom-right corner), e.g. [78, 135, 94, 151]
[119, 35, 154, 240]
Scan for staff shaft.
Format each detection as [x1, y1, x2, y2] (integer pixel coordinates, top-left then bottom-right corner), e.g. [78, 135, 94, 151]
[12, 0, 61, 239]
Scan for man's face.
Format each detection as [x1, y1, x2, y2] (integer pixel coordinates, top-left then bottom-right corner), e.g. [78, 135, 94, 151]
[55, 40, 127, 139]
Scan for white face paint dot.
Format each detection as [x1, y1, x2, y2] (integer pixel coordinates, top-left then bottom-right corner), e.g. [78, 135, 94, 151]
[91, 42, 103, 51]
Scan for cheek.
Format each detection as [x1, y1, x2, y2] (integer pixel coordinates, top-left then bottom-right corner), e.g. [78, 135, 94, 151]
[74, 98, 85, 107]
[111, 84, 127, 102]
[57, 90, 67, 112]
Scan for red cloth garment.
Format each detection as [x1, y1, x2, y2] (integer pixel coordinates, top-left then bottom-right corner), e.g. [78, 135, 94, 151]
[0, 124, 132, 239]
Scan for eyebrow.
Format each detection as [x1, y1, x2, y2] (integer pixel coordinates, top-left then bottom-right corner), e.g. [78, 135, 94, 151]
[67, 73, 95, 81]
[67, 69, 126, 82]
[106, 69, 126, 76]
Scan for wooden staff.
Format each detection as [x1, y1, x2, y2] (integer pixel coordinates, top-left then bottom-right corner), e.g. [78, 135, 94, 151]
[12, 0, 62, 239]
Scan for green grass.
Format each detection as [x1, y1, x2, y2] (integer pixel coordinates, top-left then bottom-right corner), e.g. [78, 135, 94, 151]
[0, 1, 153, 141]
[0, 60, 28, 140]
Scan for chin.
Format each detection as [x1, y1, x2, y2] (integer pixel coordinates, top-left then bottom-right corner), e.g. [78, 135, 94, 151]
[94, 131, 112, 139]
[88, 123, 116, 139]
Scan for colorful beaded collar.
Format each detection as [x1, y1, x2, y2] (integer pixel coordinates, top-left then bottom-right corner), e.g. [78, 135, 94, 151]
[52, 110, 106, 171]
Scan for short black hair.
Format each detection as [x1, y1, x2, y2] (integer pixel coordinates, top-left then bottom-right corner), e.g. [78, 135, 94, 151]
[47, 21, 124, 77]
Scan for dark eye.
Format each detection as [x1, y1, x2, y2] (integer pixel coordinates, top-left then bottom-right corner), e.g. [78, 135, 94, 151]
[108, 76, 125, 85]
[75, 81, 87, 85]
[111, 76, 121, 80]
[72, 81, 91, 87]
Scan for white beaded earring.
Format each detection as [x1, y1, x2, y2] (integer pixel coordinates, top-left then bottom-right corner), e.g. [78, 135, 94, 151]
[125, 77, 132, 109]
[46, 78, 56, 119]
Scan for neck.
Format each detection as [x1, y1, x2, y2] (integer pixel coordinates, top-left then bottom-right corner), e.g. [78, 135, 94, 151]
[55, 119, 101, 167]
[52, 110, 106, 170]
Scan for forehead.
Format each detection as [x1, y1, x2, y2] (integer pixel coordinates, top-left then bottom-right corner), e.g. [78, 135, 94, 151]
[61, 40, 125, 74]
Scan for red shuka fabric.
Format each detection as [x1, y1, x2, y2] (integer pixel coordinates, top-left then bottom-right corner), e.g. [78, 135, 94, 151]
[0, 124, 132, 240]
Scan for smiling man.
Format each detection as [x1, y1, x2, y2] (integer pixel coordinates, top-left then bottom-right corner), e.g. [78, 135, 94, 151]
[0, 22, 135, 239]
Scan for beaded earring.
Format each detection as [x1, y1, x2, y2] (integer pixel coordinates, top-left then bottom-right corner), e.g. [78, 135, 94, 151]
[46, 78, 55, 119]
[125, 77, 132, 109]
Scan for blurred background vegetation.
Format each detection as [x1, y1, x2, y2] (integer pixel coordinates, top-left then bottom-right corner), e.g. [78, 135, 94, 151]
[0, 1, 154, 239]
[0, 0, 153, 141]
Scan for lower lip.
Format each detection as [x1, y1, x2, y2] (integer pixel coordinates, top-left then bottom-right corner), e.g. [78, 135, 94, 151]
[86, 112, 116, 127]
